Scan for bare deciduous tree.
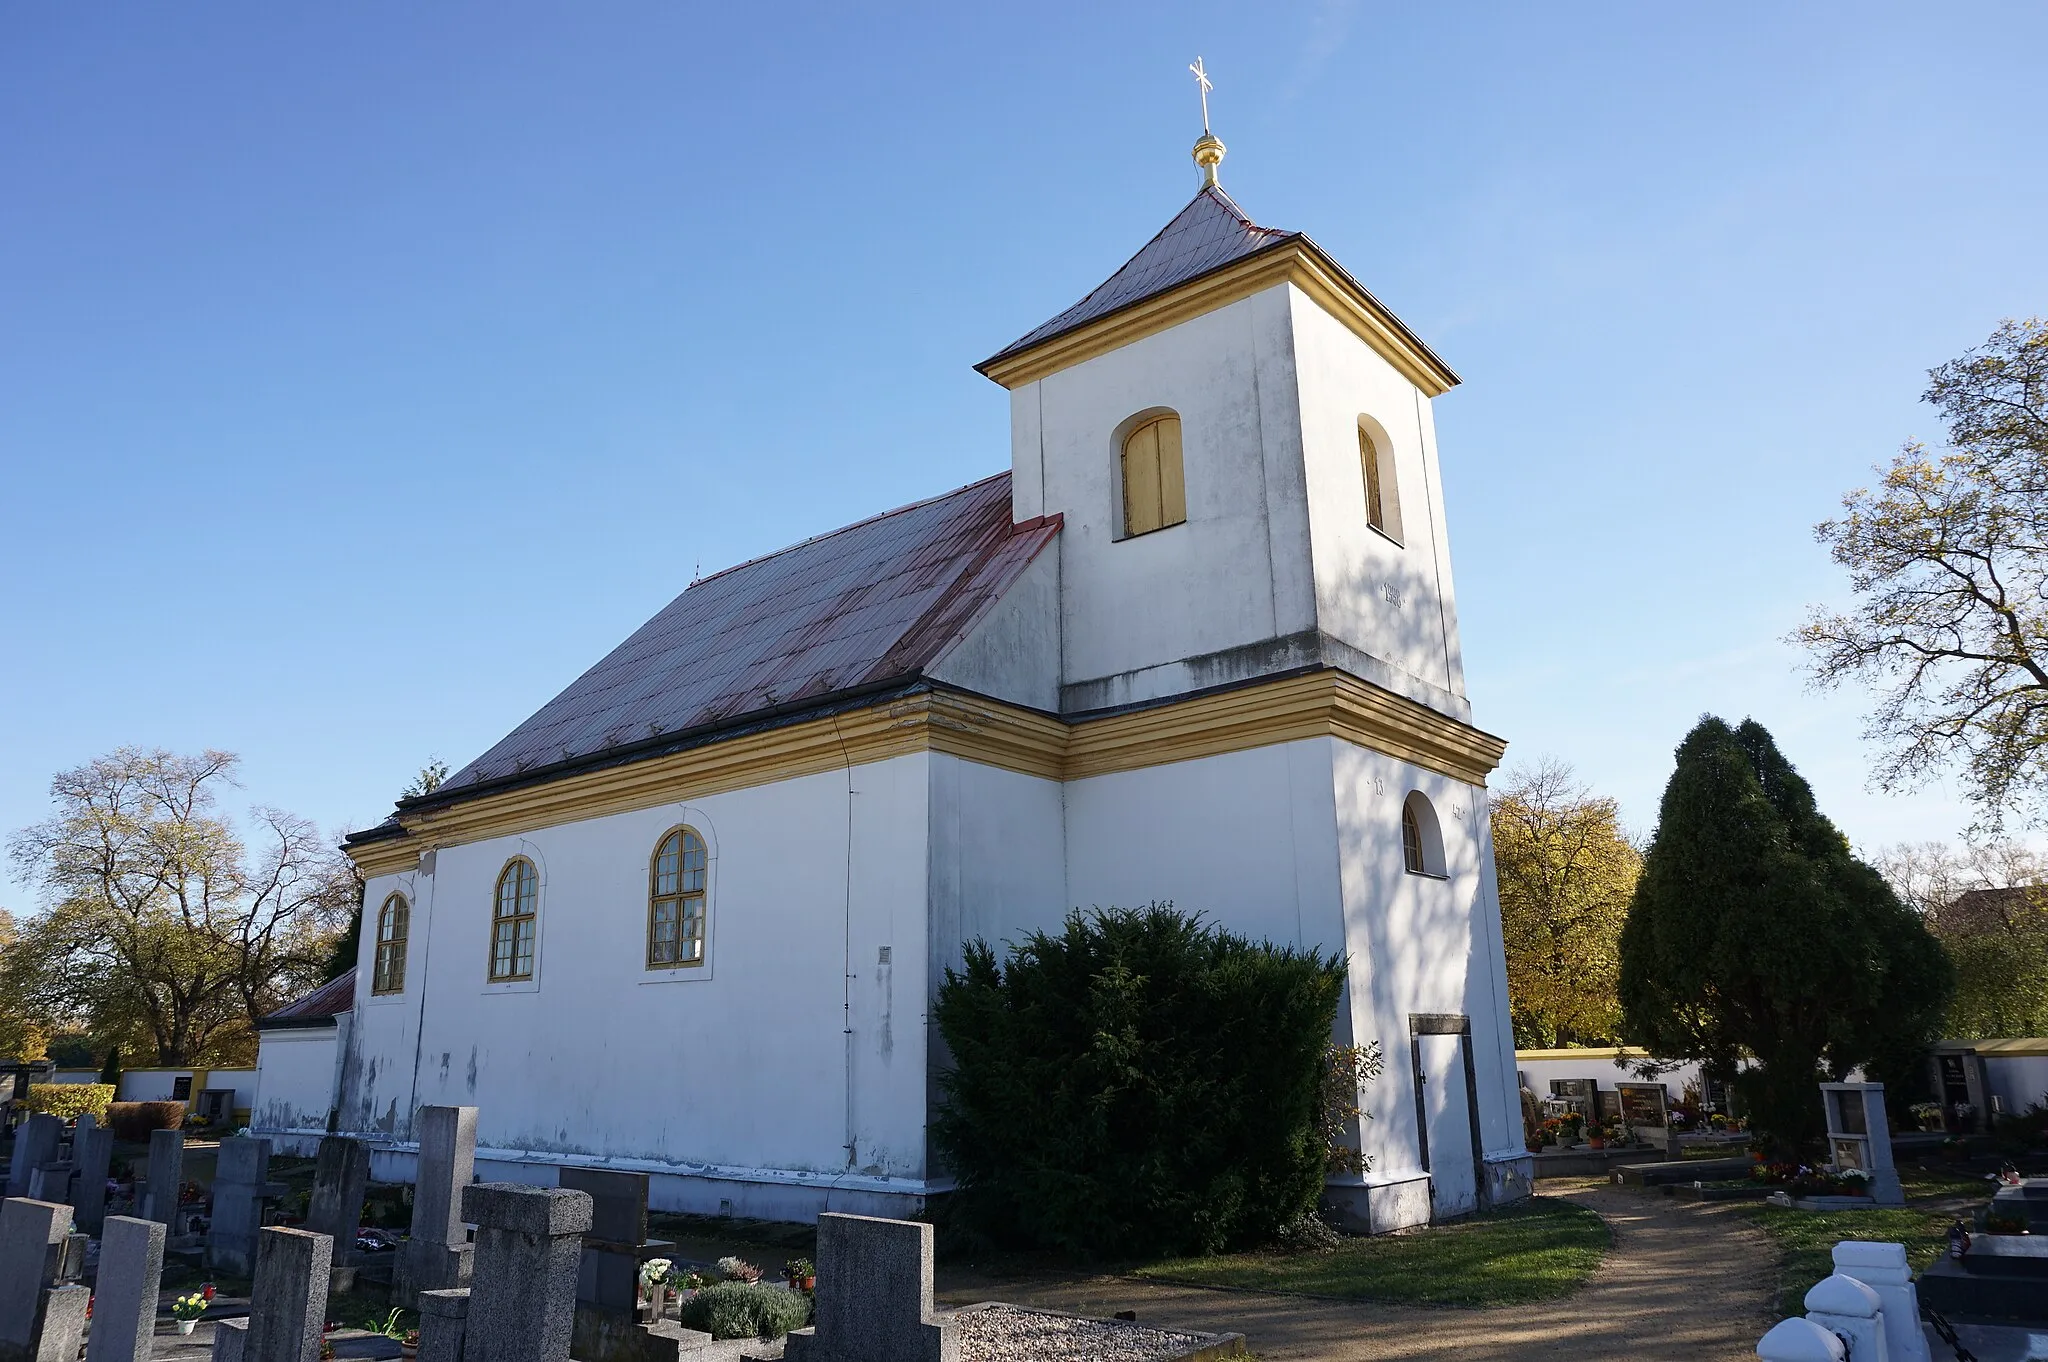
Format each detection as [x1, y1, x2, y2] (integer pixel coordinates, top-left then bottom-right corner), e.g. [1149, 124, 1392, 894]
[4, 748, 355, 1065]
[1798, 318, 2048, 829]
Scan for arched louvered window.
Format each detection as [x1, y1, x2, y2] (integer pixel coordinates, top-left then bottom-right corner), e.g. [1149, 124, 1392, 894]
[1360, 421, 1403, 543]
[648, 827, 709, 969]
[1121, 413, 1187, 537]
[1402, 792, 1446, 877]
[372, 893, 409, 995]
[489, 857, 539, 981]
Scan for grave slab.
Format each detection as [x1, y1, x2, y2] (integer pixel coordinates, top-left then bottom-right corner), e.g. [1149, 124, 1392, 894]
[246, 1227, 332, 1362]
[85, 1217, 167, 1362]
[784, 1213, 957, 1362]
[5, 1118, 61, 1200]
[144, 1129, 186, 1227]
[461, 1183, 591, 1362]
[396, 1106, 476, 1305]
[306, 1135, 371, 1262]
[71, 1123, 113, 1237]
[0, 1197, 73, 1360]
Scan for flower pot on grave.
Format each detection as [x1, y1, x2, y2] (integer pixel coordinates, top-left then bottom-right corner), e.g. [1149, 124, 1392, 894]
[801, 1276, 815, 1292]
[176, 1321, 197, 1337]
[1588, 1137, 1605, 1149]
[401, 1346, 418, 1360]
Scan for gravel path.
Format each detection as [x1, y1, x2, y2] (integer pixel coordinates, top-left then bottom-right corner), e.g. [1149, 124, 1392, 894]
[957, 1306, 1214, 1362]
[934, 1179, 1780, 1362]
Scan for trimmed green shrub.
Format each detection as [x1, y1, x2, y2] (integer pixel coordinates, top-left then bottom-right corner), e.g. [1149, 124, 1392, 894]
[25, 1083, 115, 1124]
[106, 1101, 187, 1141]
[677, 1283, 811, 1340]
[933, 904, 1345, 1260]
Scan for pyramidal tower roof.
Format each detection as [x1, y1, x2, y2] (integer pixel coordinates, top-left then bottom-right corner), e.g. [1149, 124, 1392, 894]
[979, 185, 1299, 371]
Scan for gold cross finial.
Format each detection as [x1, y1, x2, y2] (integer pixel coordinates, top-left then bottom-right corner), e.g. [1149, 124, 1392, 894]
[1189, 57, 1225, 187]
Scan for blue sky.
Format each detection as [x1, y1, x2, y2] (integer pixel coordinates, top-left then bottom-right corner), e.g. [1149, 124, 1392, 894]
[5, 3, 2046, 903]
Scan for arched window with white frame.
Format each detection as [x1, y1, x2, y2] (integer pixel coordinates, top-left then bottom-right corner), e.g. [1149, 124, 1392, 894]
[489, 857, 539, 981]
[648, 826, 709, 969]
[372, 892, 409, 995]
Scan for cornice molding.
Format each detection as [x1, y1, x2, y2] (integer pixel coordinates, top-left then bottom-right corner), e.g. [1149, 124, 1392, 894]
[976, 240, 1461, 397]
[345, 672, 1504, 877]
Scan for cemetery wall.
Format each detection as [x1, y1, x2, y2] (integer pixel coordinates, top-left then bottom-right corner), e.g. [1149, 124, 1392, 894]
[1515, 1049, 1705, 1103]
[251, 1027, 344, 1149]
[46, 1067, 256, 1107]
[341, 753, 939, 1215]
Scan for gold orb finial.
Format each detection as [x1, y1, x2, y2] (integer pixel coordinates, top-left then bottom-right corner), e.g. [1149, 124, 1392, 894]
[1192, 132, 1226, 187]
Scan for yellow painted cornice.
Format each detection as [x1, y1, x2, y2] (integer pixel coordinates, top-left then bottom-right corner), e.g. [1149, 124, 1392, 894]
[976, 240, 1461, 397]
[345, 672, 1504, 876]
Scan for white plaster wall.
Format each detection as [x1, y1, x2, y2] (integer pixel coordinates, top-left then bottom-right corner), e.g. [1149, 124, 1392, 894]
[1327, 742, 1520, 1184]
[927, 755, 1069, 976]
[927, 547, 1062, 714]
[1062, 739, 1344, 956]
[1288, 291, 1467, 711]
[251, 1030, 341, 1134]
[105, 1068, 253, 1103]
[1060, 736, 1526, 1201]
[1012, 286, 1319, 706]
[341, 754, 936, 1188]
[1985, 1055, 2048, 1115]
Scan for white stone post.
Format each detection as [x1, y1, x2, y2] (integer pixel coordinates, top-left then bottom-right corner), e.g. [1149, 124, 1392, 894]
[1830, 1241, 1929, 1362]
[1803, 1275, 1889, 1362]
[1756, 1317, 1847, 1362]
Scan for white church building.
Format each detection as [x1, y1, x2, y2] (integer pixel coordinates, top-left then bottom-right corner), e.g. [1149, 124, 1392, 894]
[265, 130, 1530, 1232]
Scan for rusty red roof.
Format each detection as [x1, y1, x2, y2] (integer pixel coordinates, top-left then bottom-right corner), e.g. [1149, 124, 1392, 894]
[387, 472, 1058, 814]
[257, 971, 354, 1029]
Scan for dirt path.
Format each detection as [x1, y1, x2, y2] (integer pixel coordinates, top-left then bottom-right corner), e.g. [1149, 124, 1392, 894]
[933, 1180, 1779, 1361]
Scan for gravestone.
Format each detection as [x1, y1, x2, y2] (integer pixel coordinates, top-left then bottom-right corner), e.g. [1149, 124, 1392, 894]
[417, 1290, 471, 1362]
[461, 1183, 592, 1362]
[1821, 1083, 1904, 1206]
[396, 1106, 476, 1305]
[85, 1217, 167, 1362]
[143, 1127, 187, 1227]
[212, 1320, 249, 1362]
[783, 1213, 958, 1362]
[0, 1196, 91, 1362]
[245, 1227, 332, 1362]
[306, 1135, 371, 1288]
[24, 1161, 71, 1205]
[209, 1136, 286, 1277]
[1617, 1082, 1681, 1157]
[560, 1168, 682, 1362]
[559, 1168, 675, 1313]
[70, 1120, 113, 1237]
[1547, 1078, 1596, 1130]
[5, 1117, 61, 1200]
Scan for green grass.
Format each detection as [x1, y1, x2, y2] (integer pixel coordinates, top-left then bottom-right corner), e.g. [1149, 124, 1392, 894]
[1742, 1204, 1953, 1318]
[1128, 1197, 1610, 1307]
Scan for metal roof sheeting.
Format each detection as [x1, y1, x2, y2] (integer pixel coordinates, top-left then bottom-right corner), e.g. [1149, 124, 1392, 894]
[429, 472, 1058, 800]
[980, 185, 1296, 370]
[257, 972, 354, 1028]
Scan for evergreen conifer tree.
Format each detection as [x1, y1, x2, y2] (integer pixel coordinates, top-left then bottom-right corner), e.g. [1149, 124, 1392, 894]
[1619, 717, 1951, 1154]
[98, 1044, 122, 1089]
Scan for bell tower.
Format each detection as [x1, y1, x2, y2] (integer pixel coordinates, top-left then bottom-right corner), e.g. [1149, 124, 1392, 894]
[976, 118, 1472, 724]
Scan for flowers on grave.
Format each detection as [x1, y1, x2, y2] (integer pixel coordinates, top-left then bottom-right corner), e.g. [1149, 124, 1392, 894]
[785, 1258, 816, 1291]
[640, 1258, 674, 1298]
[1749, 1162, 1872, 1196]
[715, 1256, 762, 1284]
[171, 1293, 209, 1322]
[1996, 1162, 2023, 1187]
[1909, 1101, 1945, 1131]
